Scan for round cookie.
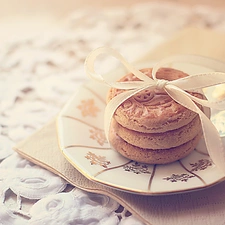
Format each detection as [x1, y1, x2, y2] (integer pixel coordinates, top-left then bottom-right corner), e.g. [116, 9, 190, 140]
[107, 67, 204, 133]
[112, 115, 202, 149]
[109, 127, 202, 164]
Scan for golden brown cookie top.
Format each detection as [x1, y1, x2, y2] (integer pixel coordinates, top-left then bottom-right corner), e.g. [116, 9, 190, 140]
[107, 67, 203, 133]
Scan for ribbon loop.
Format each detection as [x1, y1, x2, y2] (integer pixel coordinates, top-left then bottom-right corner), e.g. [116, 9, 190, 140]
[85, 46, 225, 174]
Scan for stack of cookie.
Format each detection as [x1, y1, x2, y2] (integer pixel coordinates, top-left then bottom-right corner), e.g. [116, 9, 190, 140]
[107, 68, 204, 164]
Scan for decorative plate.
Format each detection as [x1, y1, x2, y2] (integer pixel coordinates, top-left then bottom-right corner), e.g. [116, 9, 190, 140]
[57, 60, 225, 195]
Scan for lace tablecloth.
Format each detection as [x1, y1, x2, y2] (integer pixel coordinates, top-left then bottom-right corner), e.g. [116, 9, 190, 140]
[1, 2, 225, 224]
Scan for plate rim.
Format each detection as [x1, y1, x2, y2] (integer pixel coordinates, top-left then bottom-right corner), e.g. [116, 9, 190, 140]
[57, 131, 225, 195]
[56, 59, 225, 195]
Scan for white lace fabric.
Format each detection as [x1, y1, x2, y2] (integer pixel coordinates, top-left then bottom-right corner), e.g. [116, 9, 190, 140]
[1, 2, 225, 224]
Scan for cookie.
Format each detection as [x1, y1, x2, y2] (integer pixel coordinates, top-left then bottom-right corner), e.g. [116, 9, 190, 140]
[107, 67, 206, 164]
[107, 67, 203, 133]
[109, 127, 202, 164]
[112, 115, 201, 149]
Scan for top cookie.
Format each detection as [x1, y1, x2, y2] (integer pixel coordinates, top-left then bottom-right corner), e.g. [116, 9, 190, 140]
[107, 67, 203, 133]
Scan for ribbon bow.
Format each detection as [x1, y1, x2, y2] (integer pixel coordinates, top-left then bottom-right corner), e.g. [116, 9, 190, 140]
[85, 46, 225, 173]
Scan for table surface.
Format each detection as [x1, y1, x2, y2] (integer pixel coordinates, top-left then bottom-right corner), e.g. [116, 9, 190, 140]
[1, 1, 225, 224]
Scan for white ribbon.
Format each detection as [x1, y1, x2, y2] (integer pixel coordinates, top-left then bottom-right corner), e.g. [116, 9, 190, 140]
[85, 46, 225, 173]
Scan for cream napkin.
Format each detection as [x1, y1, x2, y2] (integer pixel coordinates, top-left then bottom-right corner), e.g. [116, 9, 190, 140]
[14, 27, 225, 225]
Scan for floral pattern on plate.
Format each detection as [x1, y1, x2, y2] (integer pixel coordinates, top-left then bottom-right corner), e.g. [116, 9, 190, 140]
[57, 61, 225, 195]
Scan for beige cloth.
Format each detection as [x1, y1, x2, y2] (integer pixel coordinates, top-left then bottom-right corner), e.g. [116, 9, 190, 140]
[14, 27, 225, 225]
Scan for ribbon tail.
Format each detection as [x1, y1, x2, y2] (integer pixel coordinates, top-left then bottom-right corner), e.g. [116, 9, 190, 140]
[166, 85, 225, 174]
[152, 54, 225, 80]
[171, 86, 225, 111]
[190, 94, 225, 111]
[198, 109, 225, 174]
[104, 90, 137, 143]
[171, 72, 225, 91]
